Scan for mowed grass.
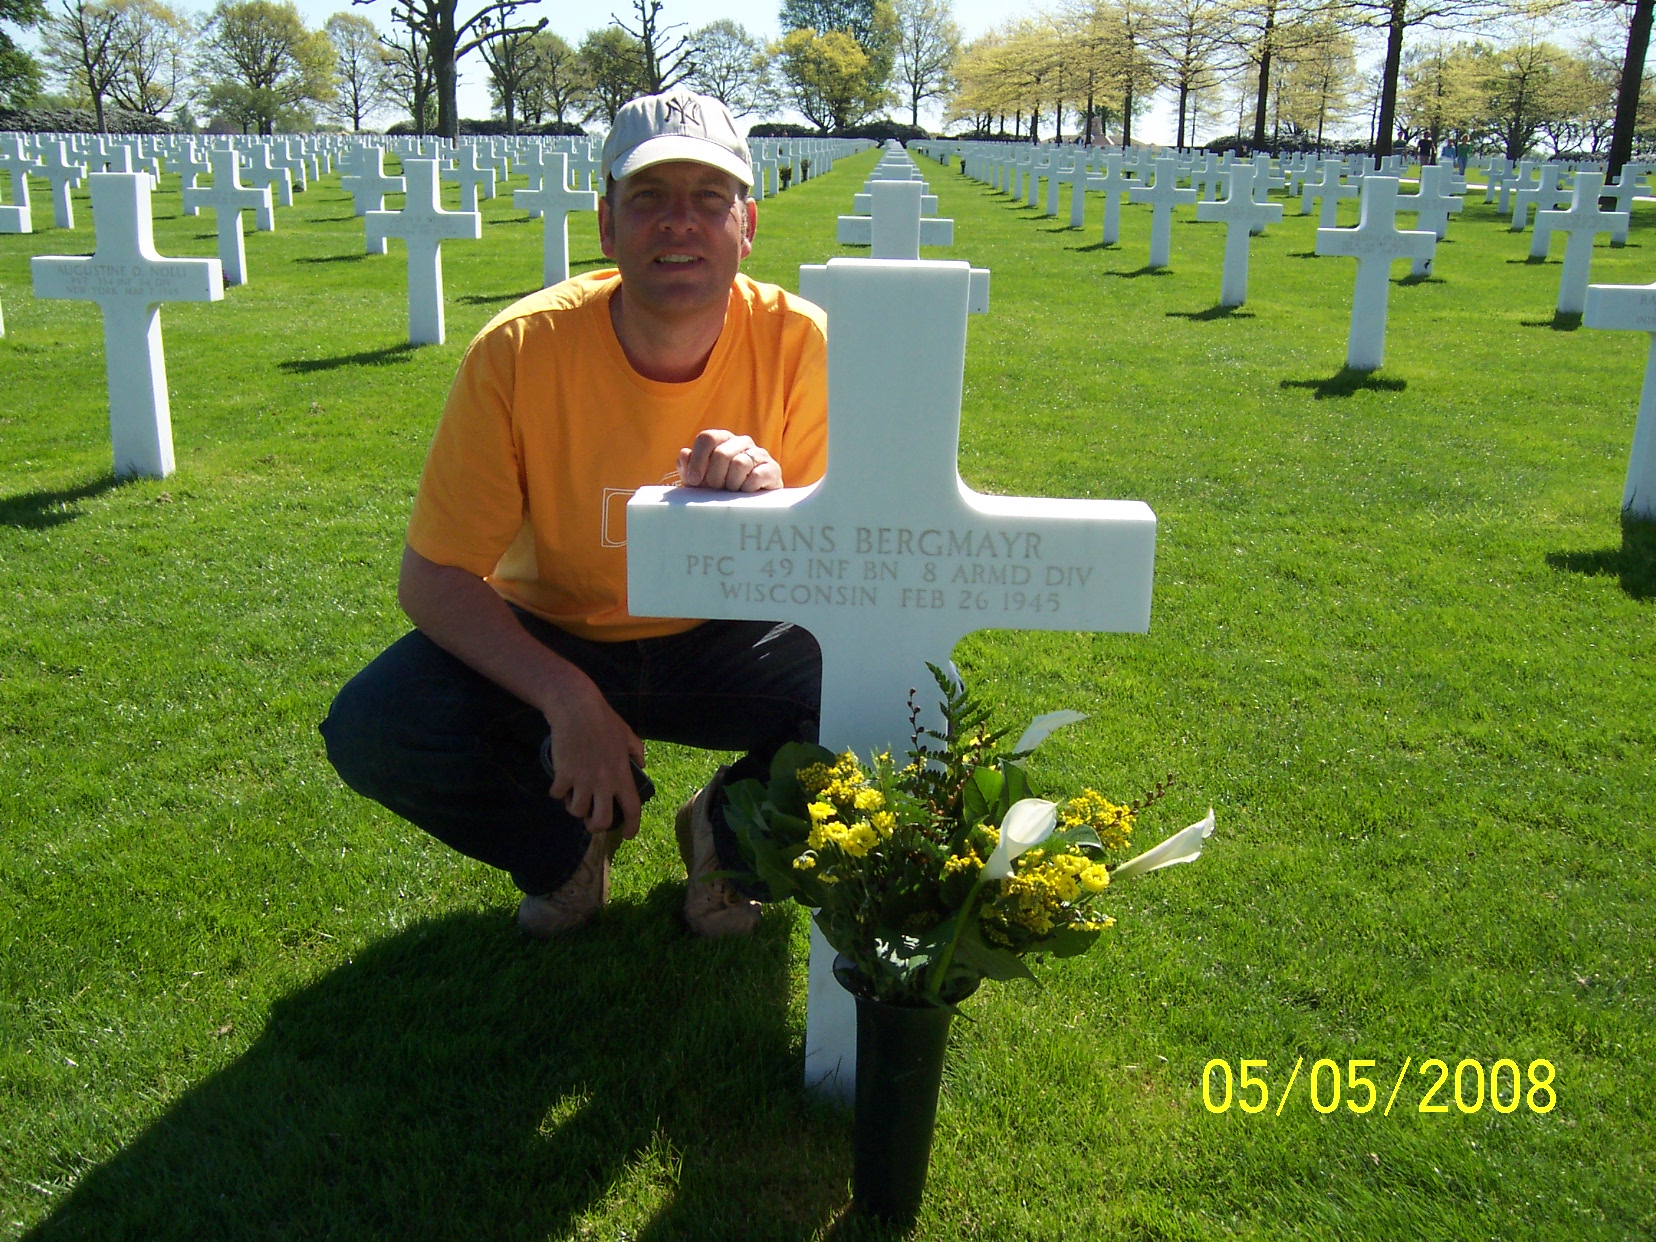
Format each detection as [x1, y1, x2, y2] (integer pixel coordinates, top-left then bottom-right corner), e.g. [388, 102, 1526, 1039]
[0, 146, 1651, 1240]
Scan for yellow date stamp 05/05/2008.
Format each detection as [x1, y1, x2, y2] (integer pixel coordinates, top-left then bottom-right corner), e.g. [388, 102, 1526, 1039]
[1201, 1056, 1558, 1117]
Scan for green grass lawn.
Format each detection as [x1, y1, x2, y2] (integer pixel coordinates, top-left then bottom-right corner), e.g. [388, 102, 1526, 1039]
[1, 146, 1651, 1241]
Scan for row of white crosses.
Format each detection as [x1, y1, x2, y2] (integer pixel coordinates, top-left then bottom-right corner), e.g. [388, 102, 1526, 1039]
[629, 142, 1155, 1103]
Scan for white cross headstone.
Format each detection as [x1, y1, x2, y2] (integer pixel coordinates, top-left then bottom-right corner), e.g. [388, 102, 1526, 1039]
[1128, 157, 1198, 269]
[341, 147, 404, 221]
[30, 172, 223, 478]
[837, 181, 953, 259]
[443, 143, 497, 212]
[625, 258, 1155, 1102]
[1397, 164, 1463, 240]
[1195, 164, 1283, 307]
[175, 143, 212, 215]
[1534, 172, 1627, 315]
[243, 144, 294, 208]
[181, 148, 271, 286]
[1314, 177, 1435, 372]
[0, 136, 39, 231]
[1512, 164, 1568, 231]
[36, 141, 87, 229]
[513, 152, 597, 288]
[366, 158, 482, 346]
[1585, 279, 1656, 518]
[1086, 155, 1134, 245]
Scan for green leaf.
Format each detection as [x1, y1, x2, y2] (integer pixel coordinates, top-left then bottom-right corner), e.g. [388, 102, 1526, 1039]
[767, 741, 836, 818]
[1050, 824, 1104, 855]
[952, 920, 1037, 982]
[1003, 760, 1035, 806]
[1042, 924, 1103, 958]
[965, 766, 1002, 826]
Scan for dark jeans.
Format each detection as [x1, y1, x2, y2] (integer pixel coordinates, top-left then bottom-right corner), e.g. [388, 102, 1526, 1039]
[321, 609, 821, 896]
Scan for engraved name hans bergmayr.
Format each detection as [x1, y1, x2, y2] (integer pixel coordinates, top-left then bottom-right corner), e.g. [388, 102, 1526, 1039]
[734, 521, 1045, 560]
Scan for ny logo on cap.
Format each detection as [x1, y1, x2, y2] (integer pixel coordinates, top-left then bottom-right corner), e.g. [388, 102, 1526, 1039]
[663, 94, 704, 128]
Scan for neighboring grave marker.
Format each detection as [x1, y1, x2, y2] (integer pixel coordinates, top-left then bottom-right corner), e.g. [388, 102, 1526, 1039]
[1128, 157, 1197, 269]
[1535, 172, 1627, 315]
[366, 158, 482, 346]
[1195, 163, 1283, 307]
[181, 147, 272, 286]
[1314, 176, 1435, 372]
[513, 152, 597, 287]
[30, 172, 223, 478]
[1584, 279, 1656, 518]
[626, 258, 1157, 1101]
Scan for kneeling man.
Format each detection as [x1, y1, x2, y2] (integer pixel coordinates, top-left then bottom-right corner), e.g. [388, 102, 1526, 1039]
[322, 91, 825, 938]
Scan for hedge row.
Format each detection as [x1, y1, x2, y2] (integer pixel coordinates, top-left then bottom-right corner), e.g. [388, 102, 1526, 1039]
[0, 106, 181, 134]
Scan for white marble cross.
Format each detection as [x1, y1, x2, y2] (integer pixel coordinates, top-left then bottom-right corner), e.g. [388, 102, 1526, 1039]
[837, 181, 953, 259]
[1534, 172, 1627, 315]
[1054, 152, 1087, 224]
[1584, 278, 1656, 518]
[36, 141, 86, 229]
[1196, 163, 1283, 307]
[0, 136, 39, 224]
[182, 148, 272, 286]
[443, 143, 497, 212]
[1597, 163, 1650, 244]
[31, 172, 222, 478]
[1300, 162, 1358, 227]
[1397, 164, 1463, 239]
[340, 147, 405, 222]
[366, 158, 481, 345]
[243, 144, 294, 208]
[1314, 177, 1435, 371]
[625, 258, 1156, 1102]
[1512, 164, 1569, 231]
[1129, 157, 1197, 269]
[513, 152, 597, 288]
[1086, 155, 1135, 245]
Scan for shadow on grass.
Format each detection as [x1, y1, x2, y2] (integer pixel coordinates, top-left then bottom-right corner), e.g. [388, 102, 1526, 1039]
[1280, 368, 1407, 398]
[1521, 311, 1582, 331]
[1069, 241, 1118, 252]
[1546, 514, 1656, 600]
[1397, 272, 1443, 286]
[21, 902, 870, 1242]
[310, 214, 361, 222]
[1039, 224, 1080, 233]
[0, 473, 125, 530]
[1287, 250, 1322, 259]
[459, 288, 542, 306]
[1167, 304, 1254, 321]
[1507, 255, 1551, 264]
[294, 253, 367, 264]
[278, 343, 420, 373]
[1102, 265, 1173, 279]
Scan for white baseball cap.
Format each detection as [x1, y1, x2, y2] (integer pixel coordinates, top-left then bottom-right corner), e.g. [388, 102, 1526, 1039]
[601, 89, 754, 189]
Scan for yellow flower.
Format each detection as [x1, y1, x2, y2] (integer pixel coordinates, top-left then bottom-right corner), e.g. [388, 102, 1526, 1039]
[871, 810, 896, 835]
[808, 801, 836, 824]
[1062, 789, 1135, 850]
[842, 822, 878, 856]
[853, 788, 885, 813]
[1080, 863, 1110, 893]
[798, 763, 833, 794]
[943, 852, 982, 876]
[793, 852, 817, 871]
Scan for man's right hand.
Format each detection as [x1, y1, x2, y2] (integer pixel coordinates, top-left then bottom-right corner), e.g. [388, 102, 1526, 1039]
[543, 678, 646, 838]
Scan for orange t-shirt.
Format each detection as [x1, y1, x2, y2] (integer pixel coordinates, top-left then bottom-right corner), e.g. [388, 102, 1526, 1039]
[407, 270, 828, 640]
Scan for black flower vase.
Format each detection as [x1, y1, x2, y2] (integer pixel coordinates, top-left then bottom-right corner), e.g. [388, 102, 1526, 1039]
[835, 955, 967, 1226]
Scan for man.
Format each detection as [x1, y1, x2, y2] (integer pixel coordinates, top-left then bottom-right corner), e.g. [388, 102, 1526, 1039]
[321, 90, 826, 939]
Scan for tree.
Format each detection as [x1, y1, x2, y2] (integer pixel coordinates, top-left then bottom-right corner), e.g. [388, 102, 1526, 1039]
[1095, 0, 1159, 147]
[1337, 0, 1522, 158]
[891, 0, 958, 126]
[1480, 36, 1573, 158]
[614, 0, 693, 93]
[1272, 10, 1356, 146]
[579, 25, 647, 123]
[1397, 37, 1485, 153]
[520, 30, 587, 124]
[687, 19, 772, 116]
[325, 11, 386, 130]
[104, 0, 188, 116]
[774, 25, 885, 129]
[351, 0, 545, 140]
[479, 24, 533, 129]
[1603, 0, 1654, 176]
[1145, 0, 1232, 147]
[198, 0, 336, 135]
[0, 0, 45, 108]
[40, 0, 132, 129]
[779, 0, 898, 105]
[379, 15, 434, 131]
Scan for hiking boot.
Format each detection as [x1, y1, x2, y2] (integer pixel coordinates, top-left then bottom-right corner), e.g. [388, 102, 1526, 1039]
[675, 767, 761, 938]
[517, 828, 622, 938]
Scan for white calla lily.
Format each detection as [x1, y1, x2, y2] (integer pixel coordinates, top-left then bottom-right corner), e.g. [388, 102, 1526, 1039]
[1111, 809, 1216, 880]
[982, 798, 1058, 880]
[1012, 709, 1088, 755]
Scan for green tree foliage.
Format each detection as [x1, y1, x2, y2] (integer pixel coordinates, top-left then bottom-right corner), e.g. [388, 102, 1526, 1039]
[578, 25, 646, 123]
[198, 0, 336, 134]
[519, 30, 587, 124]
[479, 23, 533, 130]
[324, 11, 387, 130]
[774, 24, 887, 129]
[0, 0, 45, 108]
[687, 19, 772, 116]
[107, 0, 188, 117]
[39, 0, 130, 129]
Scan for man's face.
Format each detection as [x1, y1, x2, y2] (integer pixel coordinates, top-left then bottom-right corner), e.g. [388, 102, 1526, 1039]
[598, 160, 757, 318]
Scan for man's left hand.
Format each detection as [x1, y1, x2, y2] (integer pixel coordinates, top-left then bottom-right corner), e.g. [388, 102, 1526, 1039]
[677, 429, 782, 492]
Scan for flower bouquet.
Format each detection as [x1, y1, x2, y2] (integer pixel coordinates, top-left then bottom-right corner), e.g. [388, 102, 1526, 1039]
[722, 666, 1216, 1222]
